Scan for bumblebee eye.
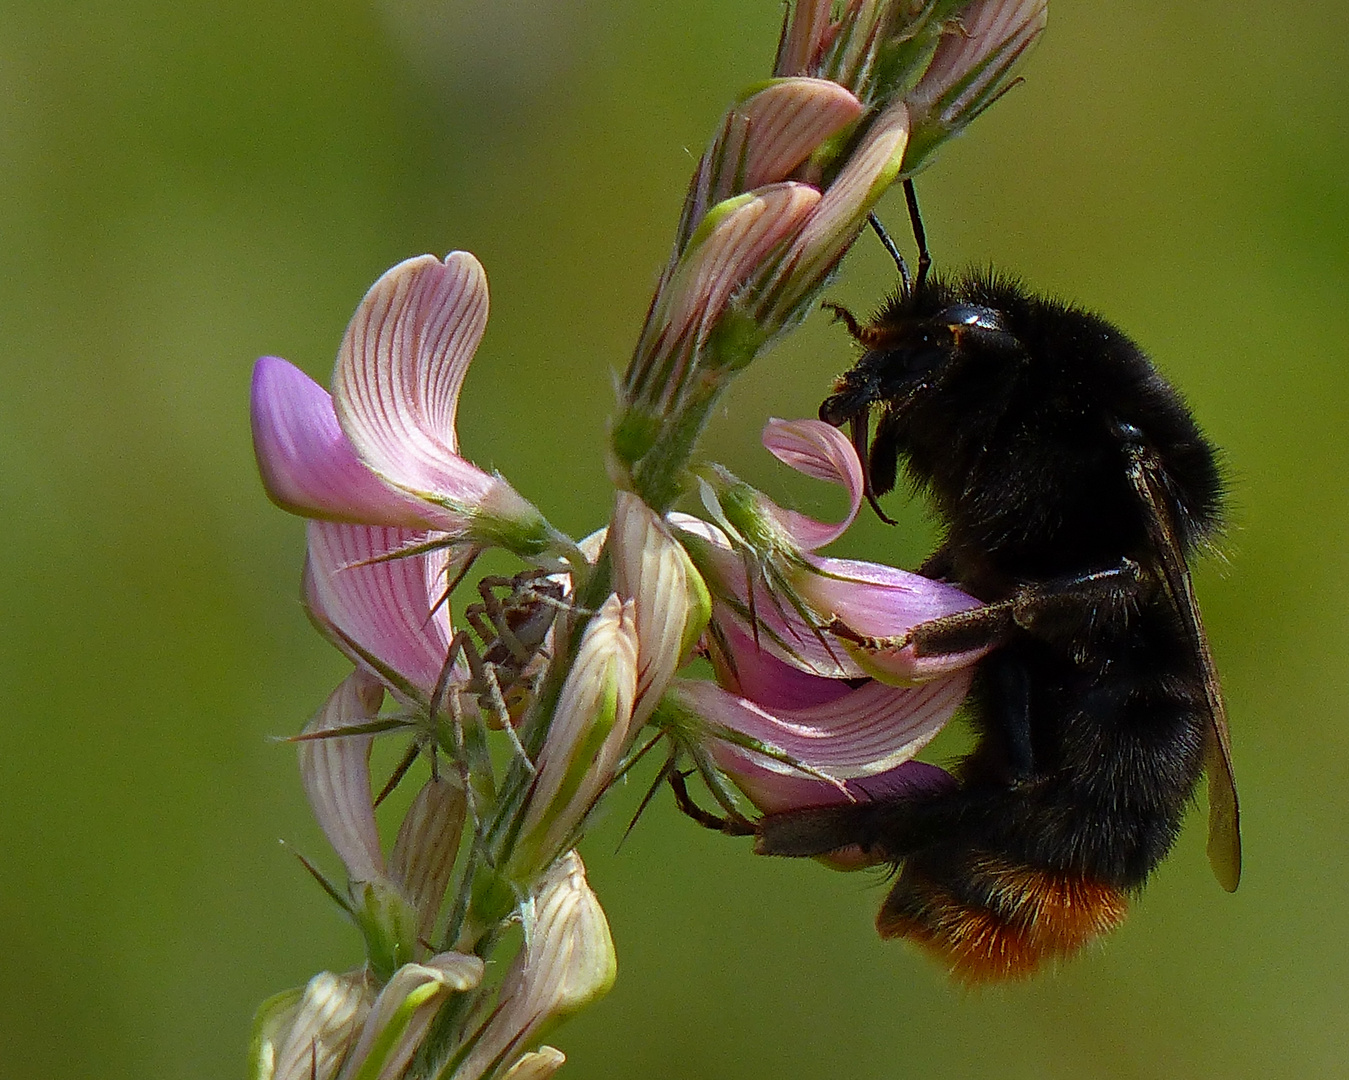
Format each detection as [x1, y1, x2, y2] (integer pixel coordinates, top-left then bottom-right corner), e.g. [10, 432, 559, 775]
[939, 304, 1005, 332]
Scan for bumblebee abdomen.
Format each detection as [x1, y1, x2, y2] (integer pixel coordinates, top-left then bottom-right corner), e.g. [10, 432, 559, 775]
[878, 851, 1129, 983]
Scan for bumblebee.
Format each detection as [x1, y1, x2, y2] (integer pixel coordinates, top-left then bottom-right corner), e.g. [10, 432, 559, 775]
[753, 186, 1241, 981]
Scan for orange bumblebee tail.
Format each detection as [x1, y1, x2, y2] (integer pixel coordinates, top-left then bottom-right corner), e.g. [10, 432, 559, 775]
[877, 854, 1130, 983]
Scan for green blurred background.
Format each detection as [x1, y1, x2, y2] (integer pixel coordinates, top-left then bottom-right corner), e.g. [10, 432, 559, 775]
[2, 1, 1346, 1077]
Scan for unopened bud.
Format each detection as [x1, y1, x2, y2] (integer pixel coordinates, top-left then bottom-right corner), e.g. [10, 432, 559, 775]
[452, 854, 615, 1080]
[610, 492, 711, 723]
[251, 970, 373, 1080]
[508, 597, 637, 879]
[339, 952, 484, 1080]
[500, 1047, 567, 1080]
[389, 774, 467, 943]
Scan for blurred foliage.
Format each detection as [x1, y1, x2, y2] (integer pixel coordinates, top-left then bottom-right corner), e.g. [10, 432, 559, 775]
[0, 1, 1346, 1077]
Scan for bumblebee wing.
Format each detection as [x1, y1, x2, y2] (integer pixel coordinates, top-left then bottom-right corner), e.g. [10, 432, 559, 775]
[1125, 441, 1241, 891]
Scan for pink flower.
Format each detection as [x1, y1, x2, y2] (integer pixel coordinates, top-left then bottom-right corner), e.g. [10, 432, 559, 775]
[672, 418, 989, 815]
[251, 252, 555, 557]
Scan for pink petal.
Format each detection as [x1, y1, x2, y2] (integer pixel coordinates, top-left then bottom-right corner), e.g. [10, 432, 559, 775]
[672, 663, 972, 778]
[759, 417, 862, 549]
[775, 0, 834, 77]
[332, 253, 501, 510]
[784, 99, 911, 278]
[303, 521, 457, 698]
[731, 79, 862, 191]
[250, 356, 437, 526]
[298, 670, 388, 884]
[711, 615, 853, 710]
[721, 754, 954, 815]
[908, 0, 1047, 120]
[799, 555, 992, 679]
[684, 519, 984, 682]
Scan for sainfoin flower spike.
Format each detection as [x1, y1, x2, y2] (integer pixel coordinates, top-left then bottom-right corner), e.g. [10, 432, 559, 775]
[250, 2, 1047, 1074]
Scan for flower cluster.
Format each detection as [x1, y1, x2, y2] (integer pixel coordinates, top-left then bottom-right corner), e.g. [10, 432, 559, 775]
[248, 2, 1044, 1077]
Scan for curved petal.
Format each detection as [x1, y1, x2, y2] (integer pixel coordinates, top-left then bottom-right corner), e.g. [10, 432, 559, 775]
[736, 79, 862, 190]
[799, 555, 992, 680]
[303, 521, 457, 699]
[298, 670, 388, 885]
[760, 417, 862, 549]
[719, 753, 955, 815]
[672, 662, 972, 779]
[332, 253, 502, 511]
[250, 356, 435, 527]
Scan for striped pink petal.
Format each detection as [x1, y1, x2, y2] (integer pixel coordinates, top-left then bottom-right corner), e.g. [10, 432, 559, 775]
[797, 555, 992, 680]
[667, 183, 821, 348]
[907, 0, 1047, 122]
[332, 253, 502, 511]
[303, 521, 457, 698]
[673, 662, 972, 779]
[759, 416, 862, 549]
[782, 99, 911, 284]
[730, 78, 862, 191]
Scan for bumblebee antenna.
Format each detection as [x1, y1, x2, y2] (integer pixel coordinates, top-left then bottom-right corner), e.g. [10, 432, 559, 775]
[867, 212, 911, 293]
[903, 178, 931, 293]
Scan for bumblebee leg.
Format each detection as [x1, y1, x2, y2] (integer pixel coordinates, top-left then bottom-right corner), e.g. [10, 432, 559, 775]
[1009, 559, 1145, 640]
[866, 599, 1019, 657]
[668, 771, 755, 837]
[891, 559, 1144, 657]
[903, 178, 931, 293]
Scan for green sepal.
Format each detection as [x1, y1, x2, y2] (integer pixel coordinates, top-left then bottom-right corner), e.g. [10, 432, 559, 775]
[352, 880, 420, 983]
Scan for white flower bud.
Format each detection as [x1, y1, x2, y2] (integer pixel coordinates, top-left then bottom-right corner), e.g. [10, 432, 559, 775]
[610, 492, 711, 723]
[254, 970, 373, 1080]
[500, 1046, 566, 1080]
[336, 953, 484, 1080]
[509, 597, 637, 878]
[298, 670, 387, 886]
[452, 854, 615, 1080]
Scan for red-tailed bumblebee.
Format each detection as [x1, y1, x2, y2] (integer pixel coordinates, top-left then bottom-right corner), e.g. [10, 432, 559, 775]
[750, 188, 1241, 982]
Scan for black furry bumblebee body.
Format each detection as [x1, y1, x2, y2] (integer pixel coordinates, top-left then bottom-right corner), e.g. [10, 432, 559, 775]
[754, 248, 1241, 981]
